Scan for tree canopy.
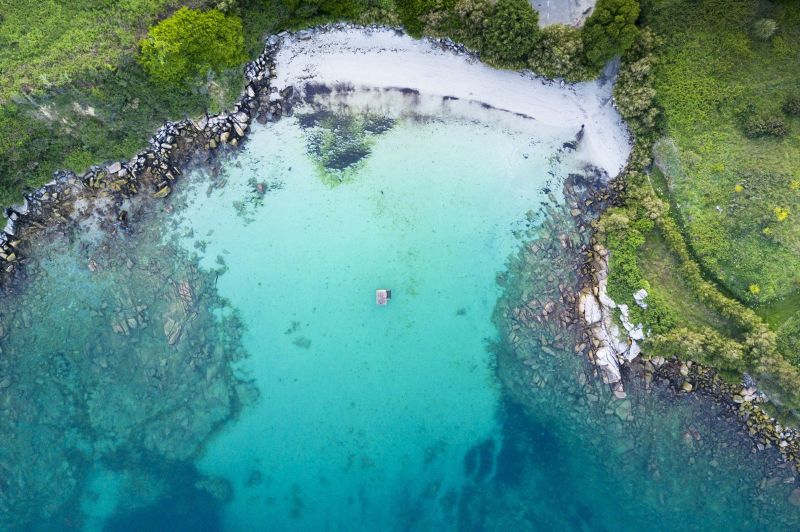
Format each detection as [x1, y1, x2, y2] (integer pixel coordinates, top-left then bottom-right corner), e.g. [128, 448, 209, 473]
[483, 0, 539, 65]
[139, 7, 247, 86]
[582, 0, 640, 68]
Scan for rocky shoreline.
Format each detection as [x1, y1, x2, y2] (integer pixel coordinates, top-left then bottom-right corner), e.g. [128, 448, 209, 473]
[578, 189, 800, 477]
[0, 24, 460, 283]
[1, 21, 798, 498]
[0, 30, 288, 287]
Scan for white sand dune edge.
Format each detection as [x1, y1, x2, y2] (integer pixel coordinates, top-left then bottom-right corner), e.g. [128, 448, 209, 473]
[273, 26, 631, 178]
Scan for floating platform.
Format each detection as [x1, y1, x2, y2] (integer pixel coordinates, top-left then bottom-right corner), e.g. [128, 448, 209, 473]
[376, 289, 392, 306]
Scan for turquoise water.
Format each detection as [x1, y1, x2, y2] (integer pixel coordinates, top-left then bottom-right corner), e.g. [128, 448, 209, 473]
[173, 116, 562, 530]
[0, 102, 799, 530]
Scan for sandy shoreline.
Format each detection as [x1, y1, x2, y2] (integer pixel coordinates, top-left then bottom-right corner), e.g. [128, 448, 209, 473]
[274, 26, 631, 178]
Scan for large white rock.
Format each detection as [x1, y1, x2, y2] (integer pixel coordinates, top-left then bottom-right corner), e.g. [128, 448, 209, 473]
[582, 293, 603, 324]
[633, 288, 649, 309]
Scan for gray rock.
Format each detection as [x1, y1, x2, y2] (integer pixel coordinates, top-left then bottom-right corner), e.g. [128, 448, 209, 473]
[633, 288, 648, 309]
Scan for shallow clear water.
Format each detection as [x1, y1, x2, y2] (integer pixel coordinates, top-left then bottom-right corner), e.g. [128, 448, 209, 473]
[173, 117, 560, 530]
[0, 103, 799, 531]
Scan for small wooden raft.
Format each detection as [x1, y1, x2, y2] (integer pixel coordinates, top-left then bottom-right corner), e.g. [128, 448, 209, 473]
[376, 289, 392, 306]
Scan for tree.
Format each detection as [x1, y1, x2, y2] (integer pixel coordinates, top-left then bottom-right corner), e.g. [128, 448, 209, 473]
[279, 0, 370, 22]
[783, 94, 800, 117]
[396, 0, 429, 37]
[139, 8, 247, 86]
[582, 0, 640, 69]
[483, 0, 539, 66]
[423, 0, 492, 51]
[528, 24, 591, 82]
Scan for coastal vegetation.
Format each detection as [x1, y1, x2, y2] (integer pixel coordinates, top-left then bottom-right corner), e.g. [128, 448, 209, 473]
[582, 0, 640, 68]
[598, 0, 800, 419]
[1, 0, 798, 417]
[139, 7, 247, 85]
[0, 0, 643, 206]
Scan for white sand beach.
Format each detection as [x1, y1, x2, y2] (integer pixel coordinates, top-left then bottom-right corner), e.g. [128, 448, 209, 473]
[273, 26, 631, 178]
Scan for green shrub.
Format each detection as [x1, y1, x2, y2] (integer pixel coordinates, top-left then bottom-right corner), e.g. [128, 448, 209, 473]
[602, 206, 655, 305]
[139, 8, 247, 86]
[395, 0, 429, 37]
[783, 94, 800, 117]
[582, 0, 640, 68]
[614, 28, 660, 143]
[741, 111, 789, 138]
[280, 0, 377, 23]
[0, 103, 78, 204]
[778, 314, 800, 365]
[642, 289, 678, 334]
[483, 0, 539, 66]
[423, 0, 492, 51]
[528, 24, 592, 82]
[650, 327, 747, 371]
[753, 18, 777, 41]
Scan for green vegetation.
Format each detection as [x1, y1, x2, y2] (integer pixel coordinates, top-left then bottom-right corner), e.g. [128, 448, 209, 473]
[599, 3, 800, 418]
[753, 17, 778, 40]
[139, 7, 247, 85]
[582, 0, 640, 68]
[396, 0, 428, 36]
[0, 0, 269, 206]
[0, 0, 646, 208]
[653, 327, 746, 372]
[528, 24, 592, 83]
[641, 0, 800, 415]
[644, 0, 800, 306]
[483, 0, 539, 66]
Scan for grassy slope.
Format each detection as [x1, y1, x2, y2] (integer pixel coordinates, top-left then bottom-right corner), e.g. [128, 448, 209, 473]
[598, 1, 800, 416]
[0, 0, 269, 206]
[644, 0, 800, 308]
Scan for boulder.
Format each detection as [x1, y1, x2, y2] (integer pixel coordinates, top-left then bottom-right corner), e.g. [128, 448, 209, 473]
[633, 288, 648, 309]
[581, 293, 602, 324]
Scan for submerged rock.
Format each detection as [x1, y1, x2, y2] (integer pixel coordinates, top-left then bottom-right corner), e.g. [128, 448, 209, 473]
[0, 196, 252, 526]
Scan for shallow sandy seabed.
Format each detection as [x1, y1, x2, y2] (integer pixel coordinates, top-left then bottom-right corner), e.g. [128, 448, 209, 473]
[274, 27, 631, 178]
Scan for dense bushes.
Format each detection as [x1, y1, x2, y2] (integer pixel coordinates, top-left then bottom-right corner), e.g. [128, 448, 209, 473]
[139, 8, 247, 85]
[423, 0, 641, 75]
[582, 0, 640, 68]
[279, 0, 364, 20]
[482, 0, 539, 66]
[753, 18, 778, 40]
[652, 327, 746, 371]
[778, 315, 800, 366]
[740, 109, 789, 138]
[422, 0, 492, 50]
[784, 94, 800, 117]
[602, 211, 651, 300]
[614, 28, 660, 149]
[528, 24, 592, 82]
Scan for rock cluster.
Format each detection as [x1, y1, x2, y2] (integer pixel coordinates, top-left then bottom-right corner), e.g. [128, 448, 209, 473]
[0, 27, 293, 529]
[0, 34, 287, 284]
[579, 172, 800, 471]
[579, 245, 643, 398]
[497, 168, 619, 404]
[644, 356, 800, 469]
